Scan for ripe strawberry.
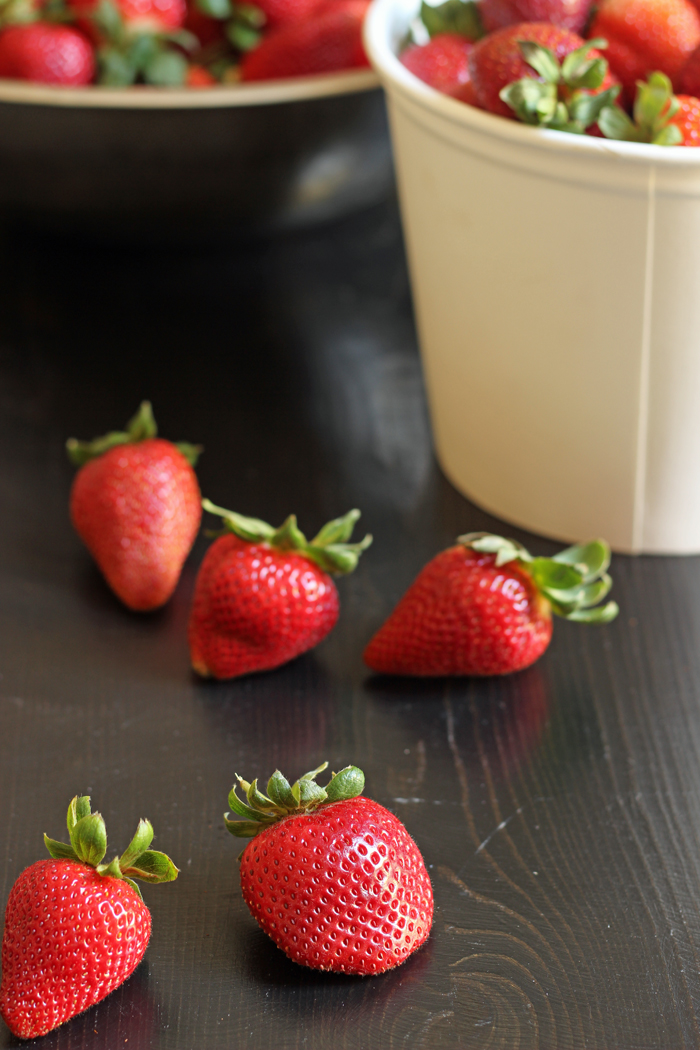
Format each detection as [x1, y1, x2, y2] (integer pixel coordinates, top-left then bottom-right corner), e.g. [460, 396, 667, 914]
[251, 0, 323, 29]
[469, 23, 618, 127]
[680, 41, 700, 92]
[0, 23, 95, 84]
[598, 70, 700, 142]
[588, 0, 700, 97]
[0, 796, 178, 1040]
[189, 501, 371, 679]
[240, 0, 369, 80]
[186, 60, 217, 83]
[480, 0, 592, 35]
[70, 0, 186, 35]
[364, 533, 618, 677]
[67, 401, 202, 612]
[226, 762, 433, 974]
[400, 33, 473, 95]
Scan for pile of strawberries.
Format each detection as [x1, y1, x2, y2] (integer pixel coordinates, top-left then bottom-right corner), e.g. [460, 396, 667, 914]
[400, 0, 700, 143]
[0, 0, 370, 86]
[0, 401, 619, 1041]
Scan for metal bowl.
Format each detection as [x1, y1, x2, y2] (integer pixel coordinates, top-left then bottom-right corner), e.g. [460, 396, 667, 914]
[0, 69, 393, 240]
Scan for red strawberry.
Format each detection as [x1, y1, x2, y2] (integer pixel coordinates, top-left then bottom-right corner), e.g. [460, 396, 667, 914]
[400, 33, 473, 95]
[671, 92, 700, 141]
[67, 401, 202, 612]
[0, 796, 178, 1040]
[364, 533, 618, 677]
[680, 41, 700, 92]
[468, 23, 617, 125]
[588, 0, 700, 97]
[227, 762, 433, 974]
[189, 501, 371, 679]
[0, 23, 95, 84]
[252, 0, 324, 29]
[480, 0, 592, 34]
[240, 0, 369, 80]
[186, 60, 217, 83]
[70, 0, 186, 34]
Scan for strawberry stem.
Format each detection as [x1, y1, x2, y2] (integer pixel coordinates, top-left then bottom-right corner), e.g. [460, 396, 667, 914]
[66, 401, 203, 467]
[225, 763, 365, 840]
[457, 533, 619, 623]
[202, 500, 372, 575]
[44, 796, 179, 899]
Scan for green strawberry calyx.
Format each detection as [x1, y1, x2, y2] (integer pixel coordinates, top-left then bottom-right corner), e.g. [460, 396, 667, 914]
[417, 0, 484, 41]
[66, 400, 203, 468]
[225, 762, 365, 840]
[458, 533, 619, 623]
[500, 38, 620, 134]
[202, 499, 373, 575]
[44, 795, 179, 899]
[598, 71, 683, 145]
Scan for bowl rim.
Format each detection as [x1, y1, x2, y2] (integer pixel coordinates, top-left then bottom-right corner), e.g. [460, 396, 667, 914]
[364, 0, 700, 167]
[0, 66, 380, 108]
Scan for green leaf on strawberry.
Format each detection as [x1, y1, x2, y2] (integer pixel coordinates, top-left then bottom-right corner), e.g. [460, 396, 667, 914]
[499, 37, 620, 133]
[458, 532, 619, 623]
[225, 761, 366, 839]
[598, 71, 683, 145]
[202, 499, 372, 575]
[419, 0, 483, 41]
[43, 795, 178, 899]
[67, 401, 203, 466]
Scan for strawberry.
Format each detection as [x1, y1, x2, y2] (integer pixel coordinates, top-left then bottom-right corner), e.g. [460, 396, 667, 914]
[226, 762, 433, 974]
[364, 533, 618, 677]
[189, 501, 371, 679]
[587, 0, 700, 98]
[70, 0, 186, 36]
[598, 70, 700, 142]
[0, 23, 95, 84]
[0, 796, 178, 1041]
[67, 401, 202, 612]
[680, 41, 700, 93]
[247, 0, 323, 29]
[239, 0, 370, 80]
[186, 59, 217, 82]
[469, 23, 618, 128]
[400, 33, 473, 95]
[480, 0, 592, 35]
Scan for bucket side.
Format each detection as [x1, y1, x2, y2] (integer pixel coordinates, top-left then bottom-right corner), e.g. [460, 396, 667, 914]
[386, 89, 652, 552]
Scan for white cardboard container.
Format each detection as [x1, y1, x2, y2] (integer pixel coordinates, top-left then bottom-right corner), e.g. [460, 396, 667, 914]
[364, 0, 700, 554]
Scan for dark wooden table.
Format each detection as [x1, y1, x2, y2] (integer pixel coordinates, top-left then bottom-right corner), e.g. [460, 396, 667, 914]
[1, 200, 699, 1050]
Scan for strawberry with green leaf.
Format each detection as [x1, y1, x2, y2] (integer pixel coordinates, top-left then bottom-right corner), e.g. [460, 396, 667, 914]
[189, 501, 371, 679]
[364, 533, 618, 677]
[598, 70, 700, 144]
[0, 796, 178, 1040]
[227, 761, 433, 974]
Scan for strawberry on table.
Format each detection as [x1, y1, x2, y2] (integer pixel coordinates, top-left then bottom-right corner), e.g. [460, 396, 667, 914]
[468, 23, 619, 128]
[0, 796, 178, 1041]
[364, 533, 618, 677]
[400, 33, 473, 95]
[226, 762, 433, 974]
[189, 501, 371, 679]
[240, 0, 370, 80]
[587, 0, 700, 97]
[67, 401, 202, 612]
[0, 23, 95, 84]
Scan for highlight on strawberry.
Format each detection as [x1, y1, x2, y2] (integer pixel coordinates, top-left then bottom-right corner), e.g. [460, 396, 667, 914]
[398, 0, 700, 147]
[226, 761, 434, 974]
[364, 533, 619, 678]
[67, 401, 203, 612]
[0, 796, 178, 1040]
[189, 501, 371, 679]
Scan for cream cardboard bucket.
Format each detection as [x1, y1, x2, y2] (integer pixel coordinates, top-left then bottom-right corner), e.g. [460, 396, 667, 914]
[364, 0, 700, 554]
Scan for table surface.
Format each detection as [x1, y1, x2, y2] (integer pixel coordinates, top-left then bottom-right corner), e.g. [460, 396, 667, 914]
[1, 200, 699, 1050]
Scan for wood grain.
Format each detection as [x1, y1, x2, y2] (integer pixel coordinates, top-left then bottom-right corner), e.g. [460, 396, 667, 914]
[1, 202, 699, 1048]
